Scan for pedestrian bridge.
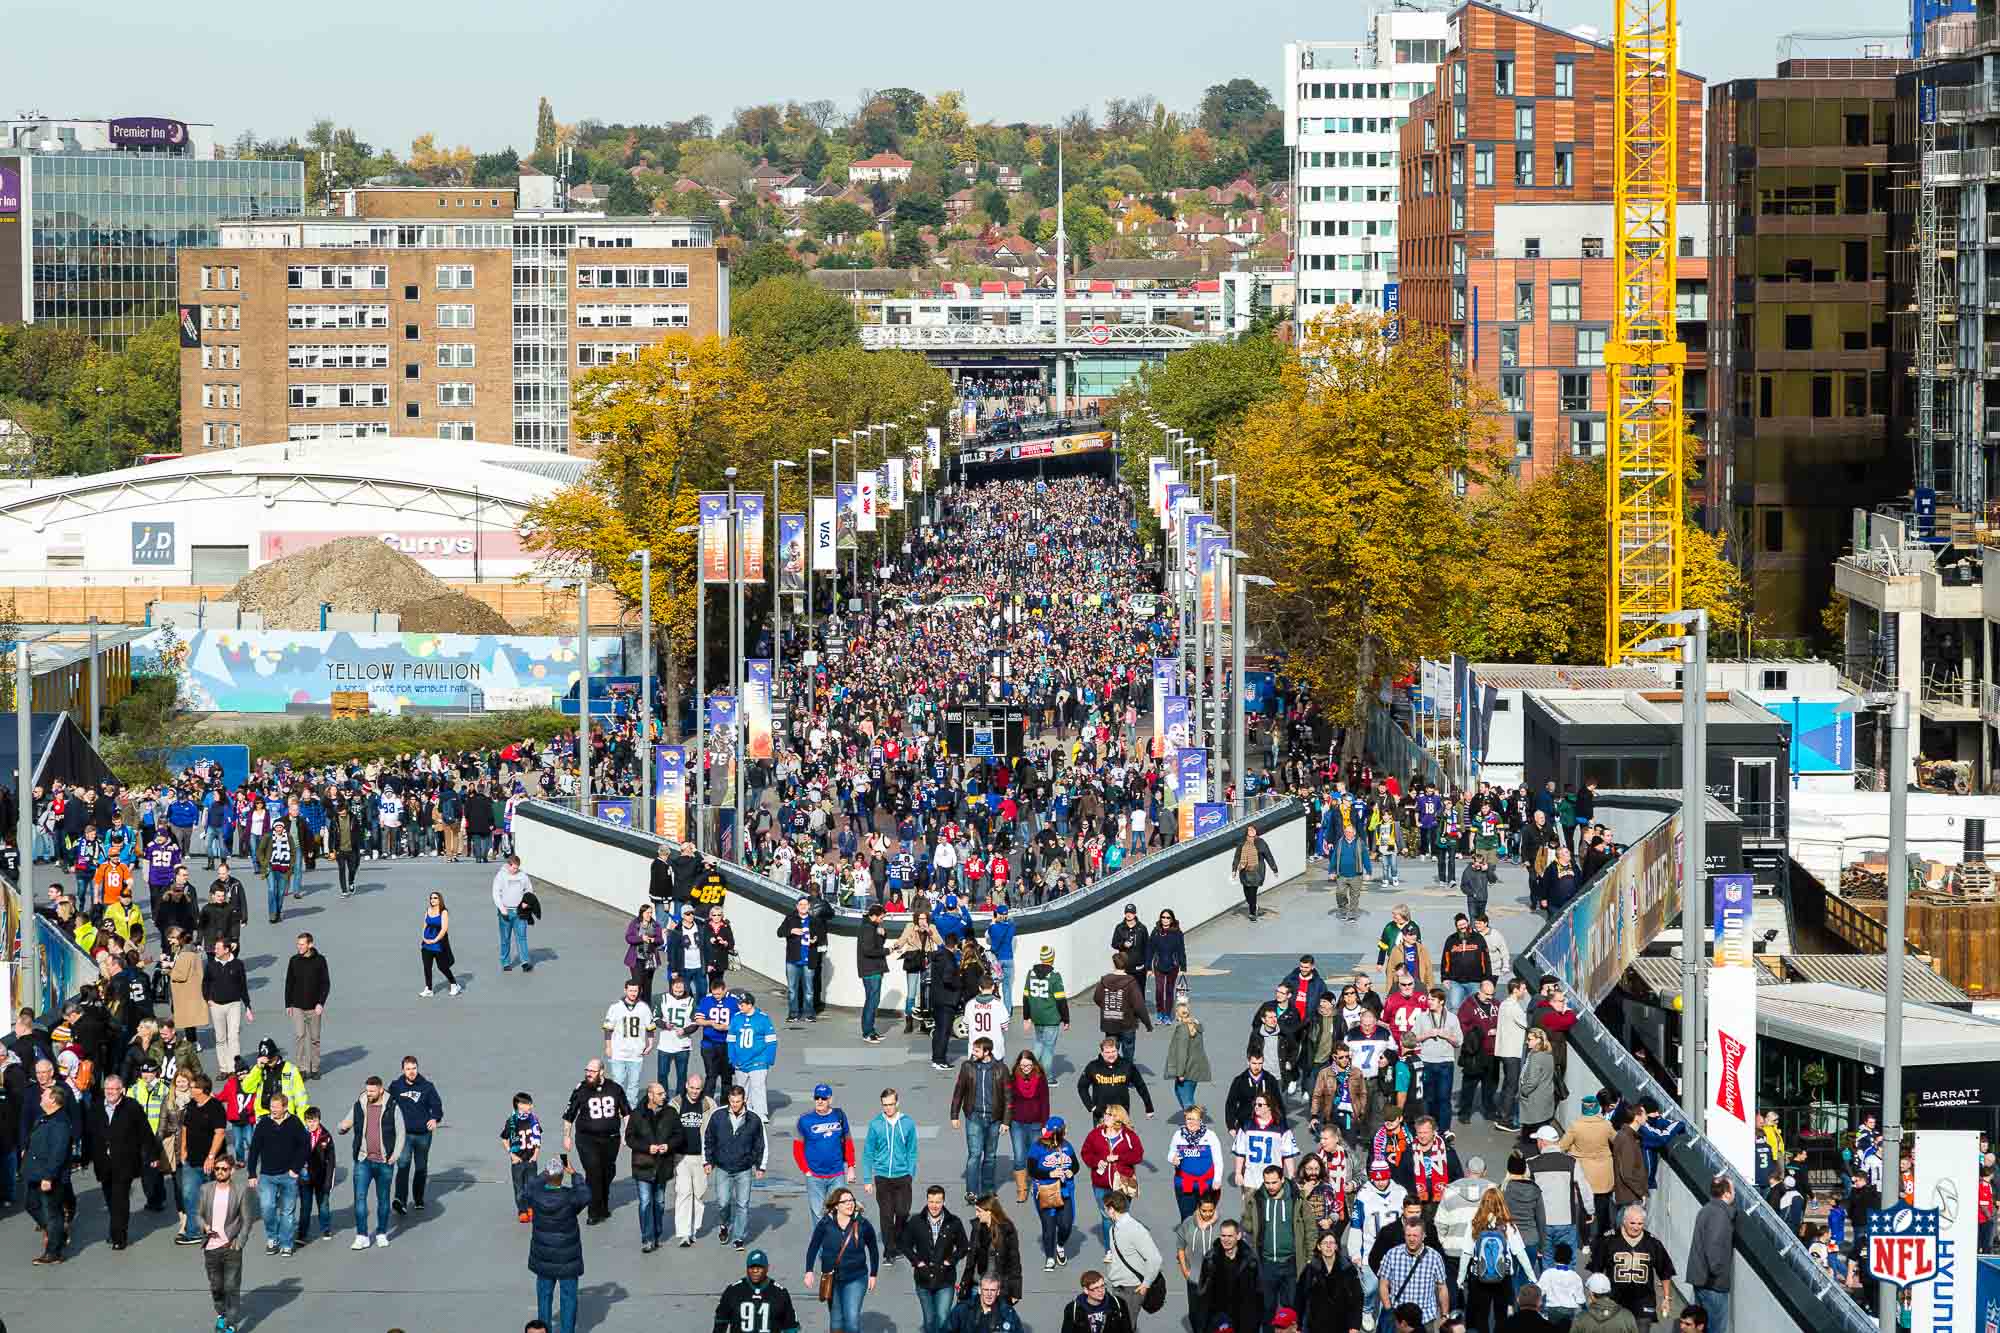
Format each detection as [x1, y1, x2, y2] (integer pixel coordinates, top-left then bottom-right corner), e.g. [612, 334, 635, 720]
[858, 322, 1219, 353]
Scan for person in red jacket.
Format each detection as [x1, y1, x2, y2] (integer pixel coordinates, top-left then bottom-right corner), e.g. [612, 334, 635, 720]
[1078, 1106, 1145, 1252]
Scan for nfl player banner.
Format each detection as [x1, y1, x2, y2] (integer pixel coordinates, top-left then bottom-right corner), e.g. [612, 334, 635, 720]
[1705, 964, 1757, 1180]
[1152, 659, 1176, 757]
[1193, 803, 1229, 837]
[1149, 458, 1169, 515]
[856, 470, 879, 533]
[744, 660, 773, 761]
[705, 694, 737, 739]
[926, 425, 942, 468]
[778, 513, 807, 594]
[835, 483, 857, 550]
[811, 498, 838, 571]
[654, 746, 686, 841]
[1200, 532, 1226, 620]
[698, 492, 730, 583]
[735, 493, 765, 583]
[1162, 694, 1190, 754]
[1183, 511, 1209, 575]
[1163, 481, 1187, 525]
[1910, 1130, 1981, 1333]
[884, 458, 906, 511]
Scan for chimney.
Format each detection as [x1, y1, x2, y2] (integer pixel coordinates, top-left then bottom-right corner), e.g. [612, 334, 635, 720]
[1200, 251, 1211, 275]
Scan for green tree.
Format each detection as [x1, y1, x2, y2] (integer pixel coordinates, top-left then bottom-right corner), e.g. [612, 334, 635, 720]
[733, 240, 805, 290]
[730, 275, 860, 379]
[13, 314, 181, 475]
[471, 148, 520, 185]
[808, 200, 873, 241]
[896, 193, 946, 228]
[604, 174, 653, 216]
[801, 136, 830, 182]
[889, 221, 929, 268]
[535, 97, 559, 157]
[1140, 334, 1287, 445]
[976, 186, 1009, 225]
[1197, 78, 1277, 138]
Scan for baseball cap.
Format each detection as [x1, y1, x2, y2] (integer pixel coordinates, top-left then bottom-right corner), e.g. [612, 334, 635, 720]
[746, 1248, 770, 1269]
[945, 894, 959, 907]
[813, 1084, 833, 1100]
[1124, 902, 1137, 913]
[1587, 1273, 1612, 1295]
[994, 903, 1009, 915]
[1581, 1096, 1600, 1115]
[1271, 1311, 1298, 1329]
[1045, 1115, 1066, 1134]
[1533, 1126, 1561, 1143]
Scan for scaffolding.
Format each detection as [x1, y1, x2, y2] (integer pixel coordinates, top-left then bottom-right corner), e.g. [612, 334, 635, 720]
[1604, 0, 1687, 664]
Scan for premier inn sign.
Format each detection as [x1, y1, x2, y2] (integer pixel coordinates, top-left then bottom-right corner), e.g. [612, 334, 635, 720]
[108, 117, 189, 149]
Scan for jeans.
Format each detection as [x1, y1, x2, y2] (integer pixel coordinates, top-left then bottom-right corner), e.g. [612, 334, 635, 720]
[1694, 1286, 1731, 1333]
[828, 1276, 868, 1332]
[715, 1167, 753, 1239]
[499, 909, 530, 968]
[1437, 844, 1458, 884]
[353, 1158, 394, 1236]
[227, 1121, 254, 1165]
[656, 1047, 690, 1093]
[916, 1283, 956, 1333]
[1540, 1224, 1579, 1272]
[27, 1179, 68, 1253]
[1091, 1185, 1118, 1248]
[1422, 1062, 1456, 1132]
[963, 1114, 1000, 1197]
[471, 833, 493, 863]
[860, 972, 885, 1038]
[1009, 1120, 1043, 1177]
[609, 1059, 643, 1107]
[1379, 851, 1400, 884]
[1112, 1030, 1136, 1065]
[1445, 981, 1476, 1014]
[1498, 1056, 1522, 1125]
[805, 1174, 841, 1219]
[1033, 1024, 1060, 1074]
[178, 1163, 208, 1240]
[786, 961, 811, 1020]
[1037, 1193, 1075, 1259]
[537, 1274, 579, 1333]
[395, 1130, 433, 1206]
[1258, 1258, 1297, 1330]
[1174, 1077, 1198, 1110]
[206, 826, 227, 865]
[258, 1172, 300, 1249]
[265, 867, 293, 917]
[305, 1185, 333, 1237]
[636, 1177, 668, 1245]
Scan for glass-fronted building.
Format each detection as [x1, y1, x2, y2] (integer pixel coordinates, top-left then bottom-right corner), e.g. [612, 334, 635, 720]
[2, 120, 302, 348]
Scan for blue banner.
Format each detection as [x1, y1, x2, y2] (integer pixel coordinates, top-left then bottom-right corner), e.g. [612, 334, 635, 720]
[1162, 694, 1190, 753]
[1193, 803, 1229, 836]
[654, 745, 685, 841]
[594, 799, 636, 826]
[1712, 873, 1755, 967]
[1176, 747, 1209, 802]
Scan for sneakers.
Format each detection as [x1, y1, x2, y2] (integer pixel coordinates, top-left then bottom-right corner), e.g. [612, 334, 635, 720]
[374, 1233, 390, 1248]
[679, 1237, 694, 1248]
[718, 1227, 731, 1245]
[734, 1239, 747, 1251]
[176, 1234, 203, 1246]
[392, 1200, 407, 1216]
[930, 1062, 953, 1072]
[1056, 1248, 1068, 1266]
[519, 1210, 533, 1224]
[418, 988, 434, 998]
[280, 1247, 294, 1257]
[448, 983, 463, 997]
[351, 1236, 371, 1250]
[1044, 1257, 1056, 1272]
[266, 1242, 278, 1254]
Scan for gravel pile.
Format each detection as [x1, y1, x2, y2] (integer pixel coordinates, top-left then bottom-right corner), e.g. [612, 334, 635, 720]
[228, 536, 518, 634]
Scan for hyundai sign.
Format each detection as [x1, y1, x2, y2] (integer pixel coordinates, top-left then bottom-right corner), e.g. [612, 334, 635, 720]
[108, 117, 189, 150]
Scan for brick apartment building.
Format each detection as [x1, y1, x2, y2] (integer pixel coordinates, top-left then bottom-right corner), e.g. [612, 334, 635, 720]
[1398, 1, 1709, 483]
[1709, 58, 1911, 639]
[179, 181, 728, 453]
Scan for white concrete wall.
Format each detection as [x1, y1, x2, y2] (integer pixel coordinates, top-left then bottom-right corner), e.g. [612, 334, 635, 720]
[513, 801, 1308, 1009]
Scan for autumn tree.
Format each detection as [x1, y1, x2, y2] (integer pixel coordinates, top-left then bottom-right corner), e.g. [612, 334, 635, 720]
[730, 275, 859, 379]
[534, 97, 559, 158]
[526, 337, 774, 736]
[1224, 311, 1504, 739]
[409, 133, 474, 184]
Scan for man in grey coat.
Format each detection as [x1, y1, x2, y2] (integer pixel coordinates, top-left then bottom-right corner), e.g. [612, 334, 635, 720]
[1687, 1173, 1736, 1333]
[197, 1155, 255, 1333]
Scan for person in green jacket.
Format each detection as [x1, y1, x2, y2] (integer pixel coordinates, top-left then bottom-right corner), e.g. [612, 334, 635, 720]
[1021, 948, 1069, 1075]
[1163, 1000, 1212, 1111]
[1241, 1164, 1304, 1301]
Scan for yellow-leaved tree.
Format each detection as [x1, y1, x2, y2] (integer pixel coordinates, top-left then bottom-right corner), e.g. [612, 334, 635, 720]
[523, 334, 776, 731]
[1225, 310, 1504, 741]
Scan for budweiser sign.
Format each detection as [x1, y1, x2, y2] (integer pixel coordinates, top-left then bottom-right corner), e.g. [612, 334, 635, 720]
[1713, 1029, 1748, 1122]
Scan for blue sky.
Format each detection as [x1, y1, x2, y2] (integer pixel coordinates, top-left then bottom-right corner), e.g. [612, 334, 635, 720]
[12, 0, 1910, 153]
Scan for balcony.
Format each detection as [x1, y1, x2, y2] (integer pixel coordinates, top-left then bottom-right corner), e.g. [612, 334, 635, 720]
[1927, 147, 2000, 184]
[1923, 671, 1982, 723]
[1925, 13, 2000, 57]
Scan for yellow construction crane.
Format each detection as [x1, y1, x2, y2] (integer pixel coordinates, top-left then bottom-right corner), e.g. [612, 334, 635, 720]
[1604, 0, 1687, 664]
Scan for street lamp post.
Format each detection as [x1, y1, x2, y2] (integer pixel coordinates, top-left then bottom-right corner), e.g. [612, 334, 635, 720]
[806, 447, 828, 639]
[626, 550, 652, 823]
[829, 437, 848, 617]
[773, 458, 797, 705]
[1236, 570, 1273, 814]
[1838, 690, 1911, 1333]
[725, 467, 743, 859]
[87, 615, 100, 749]
[673, 523, 703, 850]
[15, 641, 37, 1008]
[1636, 608, 1709, 1119]
[578, 577, 592, 818]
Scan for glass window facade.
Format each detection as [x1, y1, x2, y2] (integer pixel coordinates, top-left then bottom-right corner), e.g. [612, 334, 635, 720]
[28, 153, 303, 347]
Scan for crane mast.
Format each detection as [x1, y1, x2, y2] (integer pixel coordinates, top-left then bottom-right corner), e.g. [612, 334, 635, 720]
[1604, 0, 1687, 664]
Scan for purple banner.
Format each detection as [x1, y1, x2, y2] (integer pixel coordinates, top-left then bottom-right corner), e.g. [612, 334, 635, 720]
[1176, 747, 1209, 802]
[1162, 694, 1190, 753]
[705, 695, 737, 739]
[0, 165, 18, 219]
[778, 512, 806, 594]
[1193, 803, 1229, 837]
[109, 116, 189, 149]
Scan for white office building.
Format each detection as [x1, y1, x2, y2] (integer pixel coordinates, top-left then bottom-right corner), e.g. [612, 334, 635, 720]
[1283, 9, 1448, 318]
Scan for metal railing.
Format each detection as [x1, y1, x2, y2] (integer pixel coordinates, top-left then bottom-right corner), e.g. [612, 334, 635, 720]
[1925, 13, 2000, 57]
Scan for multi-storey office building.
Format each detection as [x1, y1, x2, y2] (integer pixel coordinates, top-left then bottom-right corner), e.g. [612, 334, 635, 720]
[178, 183, 726, 453]
[1398, 1, 1709, 482]
[1709, 58, 1911, 639]
[1, 116, 302, 348]
[1282, 9, 1448, 319]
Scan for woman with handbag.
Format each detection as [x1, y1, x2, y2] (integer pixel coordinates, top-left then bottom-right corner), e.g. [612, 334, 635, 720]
[419, 890, 461, 997]
[1236, 826, 1279, 921]
[1003, 1052, 1051, 1203]
[1027, 1117, 1080, 1271]
[892, 910, 942, 1034]
[960, 1195, 1025, 1302]
[624, 902, 664, 1003]
[1080, 1107, 1146, 1252]
[802, 1185, 880, 1333]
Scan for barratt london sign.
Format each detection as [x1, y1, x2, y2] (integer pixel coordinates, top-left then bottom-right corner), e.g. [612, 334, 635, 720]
[109, 117, 189, 149]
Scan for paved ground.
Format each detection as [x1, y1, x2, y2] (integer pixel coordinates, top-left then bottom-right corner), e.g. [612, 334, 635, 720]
[0, 843, 1532, 1331]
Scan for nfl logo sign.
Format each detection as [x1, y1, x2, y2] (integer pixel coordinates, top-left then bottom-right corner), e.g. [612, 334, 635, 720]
[1868, 1206, 1941, 1290]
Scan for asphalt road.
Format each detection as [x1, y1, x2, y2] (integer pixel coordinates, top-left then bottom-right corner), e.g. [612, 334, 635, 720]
[0, 844, 1530, 1332]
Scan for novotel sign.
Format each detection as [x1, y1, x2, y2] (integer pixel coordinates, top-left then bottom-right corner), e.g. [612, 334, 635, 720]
[108, 117, 189, 150]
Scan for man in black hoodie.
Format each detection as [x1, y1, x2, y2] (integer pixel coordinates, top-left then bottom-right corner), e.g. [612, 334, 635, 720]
[1224, 1051, 1284, 1134]
[929, 937, 966, 1071]
[1076, 1036, 1156, 1118]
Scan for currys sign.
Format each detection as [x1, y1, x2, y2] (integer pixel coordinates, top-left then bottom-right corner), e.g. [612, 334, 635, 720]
[109, 117, 189, 150]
